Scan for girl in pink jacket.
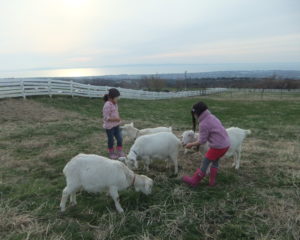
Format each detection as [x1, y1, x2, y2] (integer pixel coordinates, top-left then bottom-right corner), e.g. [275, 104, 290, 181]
[102, 88, 125, 159]
[182, 101, 230, 187]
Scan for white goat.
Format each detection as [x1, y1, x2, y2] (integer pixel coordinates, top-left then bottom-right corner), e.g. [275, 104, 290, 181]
[181, 127, 251, 169]
[120, 122, 172, 140]
[123, 132, 181, 174]
[60, 153, 153, 213]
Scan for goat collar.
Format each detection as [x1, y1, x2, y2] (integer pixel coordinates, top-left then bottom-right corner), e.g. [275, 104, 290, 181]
[132, 149, 138, 156]
[131, 174, 136, 186]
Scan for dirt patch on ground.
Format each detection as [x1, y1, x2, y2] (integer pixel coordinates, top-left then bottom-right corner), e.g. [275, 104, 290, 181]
[37, 146, 70, 162]
[0, 149, 49, 172]
[0, 98, 82, 123]
[18, 137, 51, 149]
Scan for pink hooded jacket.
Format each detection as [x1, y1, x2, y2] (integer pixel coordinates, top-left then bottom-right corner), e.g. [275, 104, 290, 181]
[198, 110, 230, 149]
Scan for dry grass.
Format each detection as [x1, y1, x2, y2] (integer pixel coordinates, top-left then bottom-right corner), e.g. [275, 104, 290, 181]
[0, 99, 82, 123]
[0, 201, 64, 240]
[0, 96, 299, 240]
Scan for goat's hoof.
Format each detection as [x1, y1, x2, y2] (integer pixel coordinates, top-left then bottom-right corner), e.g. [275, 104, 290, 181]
[117, 209, 124, 214]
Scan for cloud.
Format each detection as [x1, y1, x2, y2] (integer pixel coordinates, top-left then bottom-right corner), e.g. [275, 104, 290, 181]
[0, 0, 299, 71]
[141, 34, 300, 62]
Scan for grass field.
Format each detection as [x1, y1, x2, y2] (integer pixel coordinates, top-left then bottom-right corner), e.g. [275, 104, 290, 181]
[0, 94, 299, 240]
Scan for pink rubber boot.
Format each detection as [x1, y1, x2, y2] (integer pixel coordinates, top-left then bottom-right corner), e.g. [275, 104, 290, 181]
[182, 168, 205, 187]
[108, 148, 118, 159]
[116, 146, 126, 158]
[209, 167, 218, 186]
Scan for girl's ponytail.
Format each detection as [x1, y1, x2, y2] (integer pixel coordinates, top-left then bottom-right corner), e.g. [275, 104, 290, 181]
[103, 88, 120, 102]
[191, 101, 208, 132]
[192, 111, 196, 132]
[103, 94, 109, 102]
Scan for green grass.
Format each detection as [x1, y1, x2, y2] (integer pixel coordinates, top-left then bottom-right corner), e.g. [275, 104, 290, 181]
[0, 95, 299, 240]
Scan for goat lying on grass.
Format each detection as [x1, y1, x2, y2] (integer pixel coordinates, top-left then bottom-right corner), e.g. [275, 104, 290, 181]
[120, 122, 172, 140]
[60, 153, 153, 213]
[181, 127, 251, 169]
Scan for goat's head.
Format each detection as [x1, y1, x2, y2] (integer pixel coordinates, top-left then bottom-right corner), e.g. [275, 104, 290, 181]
[181, 130, 196, 146]
[134, 175, 153, 195]
[120, 122, 138, 140]
[121, 150, 138, 169]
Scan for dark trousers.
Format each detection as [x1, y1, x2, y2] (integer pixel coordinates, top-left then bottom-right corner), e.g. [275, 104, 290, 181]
[106, 126, 122, 149]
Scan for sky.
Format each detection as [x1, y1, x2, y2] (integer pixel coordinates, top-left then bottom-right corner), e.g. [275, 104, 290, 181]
[0, 0, 300, 75]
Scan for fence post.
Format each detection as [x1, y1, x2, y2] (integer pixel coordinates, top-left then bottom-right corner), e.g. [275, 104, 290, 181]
[70, 81, 74, 98]
[20, 79, 26, 99]
[48, 79, 52, 98]
[261, 89, 264, 100]
[88, 84, 91, 98]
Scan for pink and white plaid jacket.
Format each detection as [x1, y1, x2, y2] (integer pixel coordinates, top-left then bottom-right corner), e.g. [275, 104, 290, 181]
[102, 101, 121, 129]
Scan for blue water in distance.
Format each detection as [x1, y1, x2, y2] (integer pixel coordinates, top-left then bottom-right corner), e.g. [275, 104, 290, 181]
[1, 63, 299, 78]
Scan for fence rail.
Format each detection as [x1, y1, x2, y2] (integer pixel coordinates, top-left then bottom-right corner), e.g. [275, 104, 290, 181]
[1, 78, 299, 100]
[0, 78, 227, 100]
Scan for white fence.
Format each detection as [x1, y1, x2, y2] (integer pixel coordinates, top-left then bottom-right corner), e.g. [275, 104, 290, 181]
[228, 88, 300, 93]
[0, 78, 227, 100]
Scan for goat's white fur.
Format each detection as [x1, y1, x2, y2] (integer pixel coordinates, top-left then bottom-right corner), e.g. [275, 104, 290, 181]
[60, 153, 153, 213]
[123, 132, 181, 174]
[120, 122, 172, 140]
[181, 127, 251, 169]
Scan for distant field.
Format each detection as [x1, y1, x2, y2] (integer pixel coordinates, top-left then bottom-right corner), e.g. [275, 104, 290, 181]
[0, 95, 299, 240]
[212, 89, 300, 100]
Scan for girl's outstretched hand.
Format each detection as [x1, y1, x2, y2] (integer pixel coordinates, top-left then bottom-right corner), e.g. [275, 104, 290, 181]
[186, 141, 200, 149]
[185, 143, 194, 149]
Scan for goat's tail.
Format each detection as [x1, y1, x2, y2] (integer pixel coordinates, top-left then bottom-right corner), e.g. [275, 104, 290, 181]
[245, 129, 252, 136]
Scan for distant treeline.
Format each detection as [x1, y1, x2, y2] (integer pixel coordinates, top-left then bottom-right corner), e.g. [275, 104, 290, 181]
[78, 75, 300, 91]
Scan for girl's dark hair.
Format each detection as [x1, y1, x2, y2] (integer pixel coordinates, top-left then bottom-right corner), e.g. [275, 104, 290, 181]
[191, 101, 208, 132]
[103, 88, 120, 102]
